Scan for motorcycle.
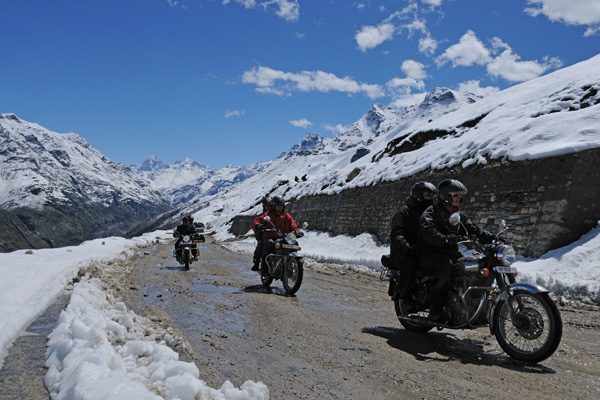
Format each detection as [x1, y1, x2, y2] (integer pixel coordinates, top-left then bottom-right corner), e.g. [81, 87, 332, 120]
[173, 230, 205, 270]
[383, 214, 562, 363]
[258, 217, 307, 295]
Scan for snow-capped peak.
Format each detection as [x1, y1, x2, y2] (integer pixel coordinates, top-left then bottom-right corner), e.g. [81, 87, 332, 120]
[139, 155, 168, 171]
[284, 132, 326, 158]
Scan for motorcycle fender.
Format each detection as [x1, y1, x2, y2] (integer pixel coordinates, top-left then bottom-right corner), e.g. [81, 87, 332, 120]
[488, 283, 549, 334]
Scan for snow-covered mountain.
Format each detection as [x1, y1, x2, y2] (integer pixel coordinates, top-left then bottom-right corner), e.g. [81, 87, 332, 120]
[137, 156, 264, 206]
[0, 114, 170, 250]
[143, 54, 600, 235]
[0, 114, 162, 210]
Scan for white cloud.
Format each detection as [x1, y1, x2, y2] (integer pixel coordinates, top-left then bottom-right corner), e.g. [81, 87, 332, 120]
[435, 30, 491, 67]
[355, 2, 366, 10]
[456, 80, 500, 98]
[222, 0, 299, 22]
[418, 33, 438, 55]
[166, 0, 179, 7]
[262, 0, 300, 22]
[386, 77, 425, 90]
[389, 92, 428, 109]
[355, 23, 396, 51]
[401, 59, 427, 80]
[525, 0, 600, 36]
[436, 30, 562, 83]
[323, 124, 349, 135]
[295, 32, 305, 39]
[421, 0, 442, 7]
[486, 48, 557, 82]
[290, 118, 312, 128]
[223, 0, 257, 8]
[242, 66, 385, 99]
[224, 109, 245, 118]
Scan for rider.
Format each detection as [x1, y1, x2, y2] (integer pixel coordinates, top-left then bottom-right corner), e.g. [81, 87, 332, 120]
[418, 179, 495, 323]
[251, 196, 273, 271]
[389, 181, 438, 299]
[252, 196, 301, 273]
[173, 215, 199, 260]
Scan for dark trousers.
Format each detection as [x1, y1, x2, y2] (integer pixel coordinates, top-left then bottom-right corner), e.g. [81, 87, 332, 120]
[418, 253, 465, 309]
[391, 251, 418, 299]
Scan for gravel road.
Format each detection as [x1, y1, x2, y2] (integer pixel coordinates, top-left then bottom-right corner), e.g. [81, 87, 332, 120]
[1, 240, 599, 399]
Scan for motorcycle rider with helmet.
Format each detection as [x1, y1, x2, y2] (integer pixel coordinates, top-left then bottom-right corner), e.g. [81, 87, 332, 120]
[389, 181, 438, 299]
[251, 196, 273, 271]
[173, 215, 199, 260]
[418, 179, 495, 323]
[252, 196, 302, 274]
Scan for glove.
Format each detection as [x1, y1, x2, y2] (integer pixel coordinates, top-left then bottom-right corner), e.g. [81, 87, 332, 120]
[445, 234, 461, 246]
[255, 223, 264, 232]
[295, 230, 304, 237]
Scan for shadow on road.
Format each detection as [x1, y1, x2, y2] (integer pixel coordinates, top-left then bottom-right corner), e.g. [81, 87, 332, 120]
[362, 326, 555, 374]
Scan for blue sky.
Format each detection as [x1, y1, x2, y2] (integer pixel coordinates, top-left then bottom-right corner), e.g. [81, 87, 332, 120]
[1, 0, 599, 167]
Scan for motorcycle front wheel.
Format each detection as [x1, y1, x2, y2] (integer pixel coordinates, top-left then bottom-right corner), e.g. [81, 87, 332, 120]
[493, 291, 562, 363]
[394, 297, 433, 332]
[282, 258, 303, 295]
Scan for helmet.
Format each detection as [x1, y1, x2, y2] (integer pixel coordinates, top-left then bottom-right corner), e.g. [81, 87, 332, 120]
[261, 196, 272, 206]
[437, 179, 468, 204]
[271, 196, 285, 207]
[183, 214, 194, 223]
[410, 181, 438, 202]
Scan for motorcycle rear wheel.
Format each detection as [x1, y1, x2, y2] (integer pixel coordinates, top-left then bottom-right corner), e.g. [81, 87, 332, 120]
[394, 297, 433, 332]
[282, 258, 303, 295]
[493, 291, 562, 363]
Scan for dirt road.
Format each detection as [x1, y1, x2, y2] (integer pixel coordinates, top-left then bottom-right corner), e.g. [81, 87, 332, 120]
[117, 242, 600, 400]
[1, 240, 599, 399]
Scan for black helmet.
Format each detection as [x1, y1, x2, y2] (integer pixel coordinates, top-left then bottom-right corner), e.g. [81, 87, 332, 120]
[261, 196, 272, 205]
[410, 181, 438, 202]
[271, 196, 285, 207]
[437, 179, 468, 204]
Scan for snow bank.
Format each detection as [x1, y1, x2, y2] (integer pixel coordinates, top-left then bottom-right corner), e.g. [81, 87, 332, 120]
[0, 231, 169, 369]
[516, 221, 600, 302]
[45, 278, 268, 400]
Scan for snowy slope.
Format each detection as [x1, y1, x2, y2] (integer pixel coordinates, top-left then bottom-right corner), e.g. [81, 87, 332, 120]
[138, 156, 264, 206]
[0, 114, 162, 210]
[172, 54, 600, 235]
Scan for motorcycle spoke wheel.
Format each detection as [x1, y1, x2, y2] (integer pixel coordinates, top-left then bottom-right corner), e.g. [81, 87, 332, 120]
[394, 297, 432, 332]
[282, 258, 303, 295]
[493, 292, 562, 363]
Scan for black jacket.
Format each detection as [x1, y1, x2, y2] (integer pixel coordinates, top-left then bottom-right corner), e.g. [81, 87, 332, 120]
[390, 197, 429, 256]
[174, 222, 196, 237]
[419, 202, 494, 256]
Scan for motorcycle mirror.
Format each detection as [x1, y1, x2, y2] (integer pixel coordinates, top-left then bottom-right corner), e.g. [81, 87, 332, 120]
[263, 216, 271, 222]
[499, 219, 507, 230]
[449, 212, 461, 227]
[302, 221, 309, 229]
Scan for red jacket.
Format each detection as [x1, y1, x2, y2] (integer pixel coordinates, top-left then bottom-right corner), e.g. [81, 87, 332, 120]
[253, 210, 298, 240]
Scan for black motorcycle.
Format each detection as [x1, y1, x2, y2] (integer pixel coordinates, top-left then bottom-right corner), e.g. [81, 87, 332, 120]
[383, 214, 562, 363]
[259, 217, 307, 295]
[173, 230, 205, 270]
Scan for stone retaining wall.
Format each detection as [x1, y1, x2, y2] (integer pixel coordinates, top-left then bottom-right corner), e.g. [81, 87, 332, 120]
[230, 148, 600, 257]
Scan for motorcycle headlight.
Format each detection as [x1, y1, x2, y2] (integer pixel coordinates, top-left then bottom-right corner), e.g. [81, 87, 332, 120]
[496, 245, 516, 267]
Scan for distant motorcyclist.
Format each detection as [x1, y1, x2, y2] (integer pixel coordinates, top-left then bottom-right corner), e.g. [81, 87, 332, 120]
[389, 181, 438, 299]
[418, 179, 494, 323]
[252, 196, 301, 273]
[251, 196, 273, 271]
[174, 215, 199, 260]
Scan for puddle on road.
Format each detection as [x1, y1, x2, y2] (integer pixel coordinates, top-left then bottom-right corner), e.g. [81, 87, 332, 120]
[193, 283, 242, 294]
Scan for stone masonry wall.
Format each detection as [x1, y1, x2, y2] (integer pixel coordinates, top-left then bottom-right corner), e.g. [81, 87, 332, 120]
[230, 148, 600, 257]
